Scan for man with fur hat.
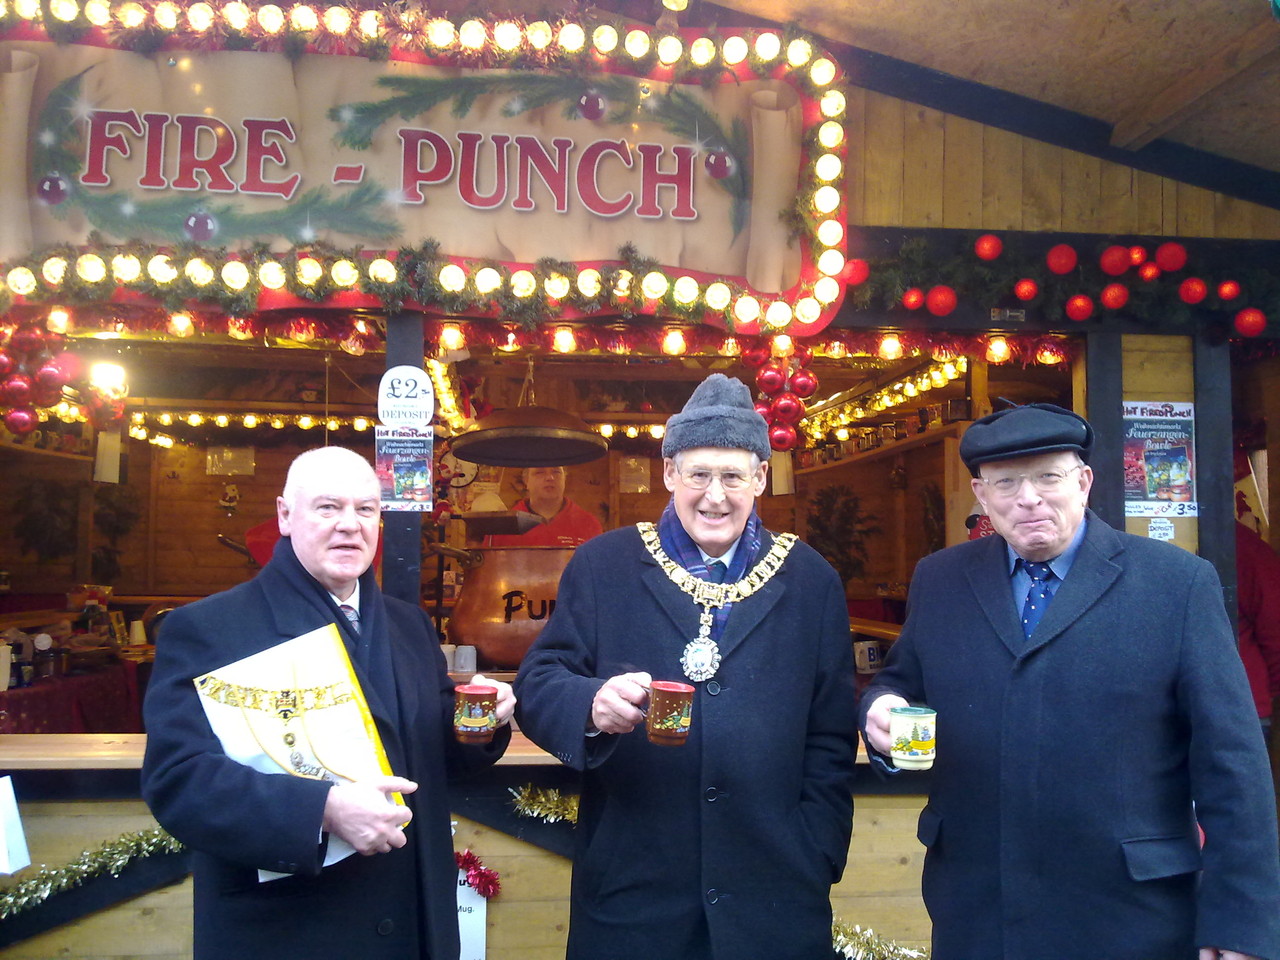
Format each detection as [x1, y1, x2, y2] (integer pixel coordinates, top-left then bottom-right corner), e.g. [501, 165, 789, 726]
[516, 373, 857, 960]
[861, 403, 1280, 960]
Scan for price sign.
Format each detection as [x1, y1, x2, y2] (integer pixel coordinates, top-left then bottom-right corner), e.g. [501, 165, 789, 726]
[378, 365, 434, 426]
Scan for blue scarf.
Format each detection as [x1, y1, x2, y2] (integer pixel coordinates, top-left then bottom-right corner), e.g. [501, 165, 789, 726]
[656, 497, 764, 635]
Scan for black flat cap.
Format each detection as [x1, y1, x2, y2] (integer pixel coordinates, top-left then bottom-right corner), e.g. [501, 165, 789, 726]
[959, 403, 1093, 477]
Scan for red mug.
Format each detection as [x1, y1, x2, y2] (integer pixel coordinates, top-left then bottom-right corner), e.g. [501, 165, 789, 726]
[646, 681, 695, 746]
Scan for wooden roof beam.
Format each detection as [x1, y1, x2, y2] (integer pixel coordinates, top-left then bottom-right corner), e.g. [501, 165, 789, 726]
[1110, 19, 1280, 151]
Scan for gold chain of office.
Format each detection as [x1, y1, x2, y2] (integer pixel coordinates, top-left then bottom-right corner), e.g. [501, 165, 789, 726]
[194, 676, 355, 716]
[636, 522, 797, 607]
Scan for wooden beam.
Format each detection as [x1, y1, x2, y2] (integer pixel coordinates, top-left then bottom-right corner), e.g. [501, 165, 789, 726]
[1110, 19, 1280, 150]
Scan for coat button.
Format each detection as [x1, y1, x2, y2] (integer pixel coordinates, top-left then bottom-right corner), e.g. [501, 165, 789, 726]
[704, 787, 719, 801]
[377, 919, 394, 936]
[706, 680, 721, 695]
[706, 889, 719, 904]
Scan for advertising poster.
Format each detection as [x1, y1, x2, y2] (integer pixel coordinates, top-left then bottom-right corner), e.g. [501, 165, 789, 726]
[1122, 401, 1198, 518]
[375, 427, 434, 512]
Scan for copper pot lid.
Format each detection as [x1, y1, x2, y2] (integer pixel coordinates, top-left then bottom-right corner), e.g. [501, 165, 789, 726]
[451, 405, 608, 466]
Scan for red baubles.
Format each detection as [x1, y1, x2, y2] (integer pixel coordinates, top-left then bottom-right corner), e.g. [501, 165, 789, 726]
[0, 351, 13, 379]
[1, 372, 33, 406]
[740, 345, 771, 369]
[1234, 308, 1267, 338]
[771, 393, 805, 425]
[974, 234, 1003, 261]
[1128, 245, 1148, 266]
[1065, 295, 1094, 322]
[2, 405, 38, 436]
[1218, 280, 1241, 301]
[753, 399, 772, 421]
[925, 285, 957, 316]
[788, 367, 818, 398]
[755, 361, 787, 396]
[1046, 244, 1078, 275]
[902, 287, 925, 310]
[1099, 246, 1130, 276]
[1100, 284, 1130, 311]
[846, 259, 870, 286]
[768, 422, 797, 452]
[1178, 278, 1207, 305]
[1014, 279, 1039, 301]
[1154, 242, 1187, 273]
[1138, 262, 1161, 282]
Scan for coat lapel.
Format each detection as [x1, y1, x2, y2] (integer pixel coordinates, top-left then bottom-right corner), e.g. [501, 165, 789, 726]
[1024, 512, 1124, 654]
[964, 534, 1026, 657]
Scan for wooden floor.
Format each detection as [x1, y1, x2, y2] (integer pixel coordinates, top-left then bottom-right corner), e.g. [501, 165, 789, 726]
[1, 797, 931, 958]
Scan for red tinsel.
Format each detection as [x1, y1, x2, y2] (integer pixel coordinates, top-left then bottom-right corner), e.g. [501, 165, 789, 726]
[455, 849, 501, 900]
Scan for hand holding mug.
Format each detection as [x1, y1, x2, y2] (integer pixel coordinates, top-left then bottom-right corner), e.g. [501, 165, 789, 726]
[590, 671, 652, 735]
[865, 693, 909, 755]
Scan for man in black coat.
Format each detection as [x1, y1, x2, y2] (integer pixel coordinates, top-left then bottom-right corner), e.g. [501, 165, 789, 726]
[515, 373, 858, 960]
[142, 446, 514, 960]
[861, 404, 1280, 960]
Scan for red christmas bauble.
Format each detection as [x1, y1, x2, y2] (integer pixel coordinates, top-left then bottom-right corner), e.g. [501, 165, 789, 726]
[1099, 245, 1131, 276]
[2, 405, 38, 436]
[754, 399, 772, 421]
[1217, 280, 1241, 301]
[1, 372, 34, 405]
[34, 360, 66, 391]
[704, 150, 734, 180]
[1128, 245, 1148, 266]
[0, 351, 13, 378]
[974, 234, 1003, 260]
[1065, 294, 1094, 322]
[845, 259, 870, 286]
[8, 324, 45, 357]
[577, 92, 606, 121]
[1178, 277, 1207, 304]
[1046, 244, 1078, 275]
[771, 393, 805, 425]
[1100, 283, 1129, 310]
[768, 421, 797, 452]
[1138, 262, 1161, 282]
[790, 343, 812, 367]
[31, 384, 62, 408]
[1154, 241, 1187, 273]
[902, 287, 925, 310]
[926, 285, 958, 316]
[788, 367, 818, 398]
[1234, 308, 1267, 338]
[755, 361, 787, 397]
[740, 345, 771, 369]
[1013, 279, 1039, 301]
[86, 396, 125, 429]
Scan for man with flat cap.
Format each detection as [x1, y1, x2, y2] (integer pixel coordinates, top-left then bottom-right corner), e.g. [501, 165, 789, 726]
[516, 373, 858, 960]
[861, 403, 1280, 960]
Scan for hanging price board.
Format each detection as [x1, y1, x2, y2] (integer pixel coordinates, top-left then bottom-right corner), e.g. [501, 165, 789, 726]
[378, 365, 434, 427]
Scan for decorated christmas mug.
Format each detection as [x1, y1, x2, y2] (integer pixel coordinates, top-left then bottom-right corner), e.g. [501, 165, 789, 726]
[645, 681, 695, 746]
[453, 684, 498, 743]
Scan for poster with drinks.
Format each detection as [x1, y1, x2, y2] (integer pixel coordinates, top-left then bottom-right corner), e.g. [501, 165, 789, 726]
[1122, 401, 1198, 517]
[375, 427, 434, 512]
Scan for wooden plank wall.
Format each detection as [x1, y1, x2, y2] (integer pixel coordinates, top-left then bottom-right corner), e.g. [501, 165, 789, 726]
[0, 798, 931, 958]
[846, 89, 1280, 240]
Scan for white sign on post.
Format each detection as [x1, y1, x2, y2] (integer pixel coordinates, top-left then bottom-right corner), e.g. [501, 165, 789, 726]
[457, 871, 487, 960]
[377, 365, 435, 426]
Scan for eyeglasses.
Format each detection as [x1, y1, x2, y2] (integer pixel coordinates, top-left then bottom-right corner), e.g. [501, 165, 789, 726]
[678, 468, 756, 491]
[981, 463, 1083, 497]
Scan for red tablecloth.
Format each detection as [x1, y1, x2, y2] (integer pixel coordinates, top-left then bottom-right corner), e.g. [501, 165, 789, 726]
[0, 662, 142, 734]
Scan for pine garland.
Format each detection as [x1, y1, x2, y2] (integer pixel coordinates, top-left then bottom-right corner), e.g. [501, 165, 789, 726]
[0, 828, 184, 920]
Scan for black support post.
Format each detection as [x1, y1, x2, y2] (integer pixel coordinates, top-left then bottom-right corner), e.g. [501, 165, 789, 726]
[381, 311, 425, 607]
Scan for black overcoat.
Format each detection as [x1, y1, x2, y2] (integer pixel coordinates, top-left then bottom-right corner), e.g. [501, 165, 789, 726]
[142, 545, 508, 960]
[861, 511, 1280, 960]
[515, 525, 858, 960]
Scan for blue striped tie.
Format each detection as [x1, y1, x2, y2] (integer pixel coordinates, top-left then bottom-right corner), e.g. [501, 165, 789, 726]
[706, 560, 727, 583]
[339, 603, 360, 636]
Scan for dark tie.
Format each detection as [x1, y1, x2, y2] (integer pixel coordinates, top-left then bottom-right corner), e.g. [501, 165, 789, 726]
[1019, 560, 1055, 640]
[339, 603, 360, 635]
[706, 560, 727, 583]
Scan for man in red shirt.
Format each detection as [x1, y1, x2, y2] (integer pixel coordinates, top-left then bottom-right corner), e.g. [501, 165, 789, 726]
[487, 465, 603, 547]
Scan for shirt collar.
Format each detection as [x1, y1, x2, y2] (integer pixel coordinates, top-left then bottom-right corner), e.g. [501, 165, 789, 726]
[701, 538, 740, 568]
[329, 580, 361, 611]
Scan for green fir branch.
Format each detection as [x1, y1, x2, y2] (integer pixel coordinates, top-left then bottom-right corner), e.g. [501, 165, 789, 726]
[331, 75, 516, 149]
[33, 68, 92, 183]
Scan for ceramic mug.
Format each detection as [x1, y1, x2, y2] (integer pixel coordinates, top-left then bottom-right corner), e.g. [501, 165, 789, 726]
[645, 680, 694, 746]
[889, 705, 937, 770]
[453, 684, 498, 743]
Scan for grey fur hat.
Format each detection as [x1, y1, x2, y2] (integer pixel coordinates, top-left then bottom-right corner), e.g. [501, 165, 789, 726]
[661, 373, 771, 461]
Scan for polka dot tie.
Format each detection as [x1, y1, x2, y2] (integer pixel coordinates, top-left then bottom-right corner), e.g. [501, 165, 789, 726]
[1020, 560, 1055, 640]
[706, 560, 727, 583]
[339, 603, 360, 636]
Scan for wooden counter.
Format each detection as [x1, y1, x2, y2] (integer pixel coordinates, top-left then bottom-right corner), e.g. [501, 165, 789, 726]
[0, 731, 556, 769]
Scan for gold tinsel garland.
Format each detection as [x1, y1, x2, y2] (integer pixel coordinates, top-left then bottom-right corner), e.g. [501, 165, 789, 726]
[0, 828, 185, 920]
[509, 784, 931, 960]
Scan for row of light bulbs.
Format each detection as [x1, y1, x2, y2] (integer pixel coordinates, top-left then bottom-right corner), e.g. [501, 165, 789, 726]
[596, 423, 666, 440]
[804, 357, 969, 440]
[10, 0, 839, 84]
